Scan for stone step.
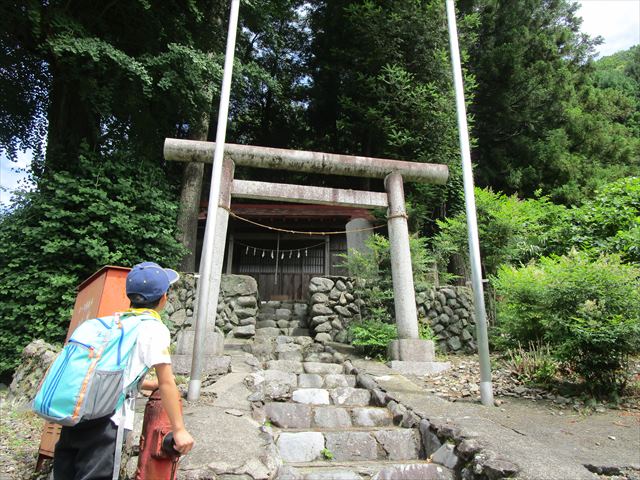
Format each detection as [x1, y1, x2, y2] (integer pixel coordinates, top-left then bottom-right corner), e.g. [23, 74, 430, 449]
[266, 361, 346, 375]
[275, 429, 421, 462]
[265, 403, 393, 429]
[277, 461, 453, 480]
[297, 373, 356, 389]
[290, 387, 371, 406]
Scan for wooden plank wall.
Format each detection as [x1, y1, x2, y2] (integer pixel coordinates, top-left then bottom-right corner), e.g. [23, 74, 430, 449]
[233, 236, 347, 300]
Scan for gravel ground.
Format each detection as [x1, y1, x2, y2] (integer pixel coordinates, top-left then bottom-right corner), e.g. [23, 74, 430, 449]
[0, 391, 49, 480]
[410, 353, 640, 413]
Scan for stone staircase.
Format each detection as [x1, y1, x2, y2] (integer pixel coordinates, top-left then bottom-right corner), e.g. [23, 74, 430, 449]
[256, 301, 310, 337]
[245, 335, 454, 480]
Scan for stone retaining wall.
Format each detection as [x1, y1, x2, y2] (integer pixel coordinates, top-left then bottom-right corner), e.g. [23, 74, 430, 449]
[167, 274, 475, 350]
[307, 277, 362, 344]
[307, 276, 476, 353]
[165, 273, 259, 339]
[416, 286, 477, 354]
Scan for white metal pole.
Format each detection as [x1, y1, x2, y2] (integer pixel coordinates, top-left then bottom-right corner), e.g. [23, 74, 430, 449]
[445, 0, 494, 406]
[188, 0, 241, 402]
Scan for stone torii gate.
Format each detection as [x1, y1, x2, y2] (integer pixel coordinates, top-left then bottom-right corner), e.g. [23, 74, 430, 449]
[164, 138, 451, 387]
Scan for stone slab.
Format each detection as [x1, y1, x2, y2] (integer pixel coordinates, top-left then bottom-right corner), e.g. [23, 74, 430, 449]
[351, 407, 393, 427]
[324, 432, 378, 461]
[267, 360, 305, 374]
[431, 443, 460, 469]
[419, 419, 443, 457]
[265, 402, 312, 429]
[292, 388, 330, 405]
[278, 351, 304, 362]
[373, 429, 420, 460]
[323, 374, 356, 388]
[313, 406, 352, 428]
[371, 464, 454, 480]
[170, 354, 231, 375]
[386, 361, 451, 376]
[387, 339, 435, 362]
[303, 362, 344, 375]
[306, 470, 363, 480]
[298, 373, 324, 388]
[277, 432, 325, 462]
[330, 387, 371, 406]
[246, 369, 298, 389]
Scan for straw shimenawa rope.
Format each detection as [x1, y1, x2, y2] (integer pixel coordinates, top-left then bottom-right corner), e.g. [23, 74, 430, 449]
[220, 205, 387, 236]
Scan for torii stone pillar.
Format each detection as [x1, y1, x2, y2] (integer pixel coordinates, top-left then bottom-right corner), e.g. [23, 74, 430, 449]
[171, 158, 234, 375]
[384, 173, 442, 372]
[385, 172, 419, 339]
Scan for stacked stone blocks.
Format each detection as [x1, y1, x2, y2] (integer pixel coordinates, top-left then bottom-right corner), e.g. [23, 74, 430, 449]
[256, 300, 310, 337]
[308, 276, 362, 344]
[307, 275, 477, 354]
[416, 286, 477, 353]
[165, 273, 260, 339]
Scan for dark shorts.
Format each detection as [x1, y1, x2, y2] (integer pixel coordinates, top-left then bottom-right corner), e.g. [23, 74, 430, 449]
[53, 416, 117, 480]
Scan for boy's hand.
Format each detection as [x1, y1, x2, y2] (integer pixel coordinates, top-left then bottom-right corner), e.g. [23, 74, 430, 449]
[173, 428, 195, 454]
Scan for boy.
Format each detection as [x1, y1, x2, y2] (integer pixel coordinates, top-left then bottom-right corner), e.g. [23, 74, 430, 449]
[53, 262, 194, 479]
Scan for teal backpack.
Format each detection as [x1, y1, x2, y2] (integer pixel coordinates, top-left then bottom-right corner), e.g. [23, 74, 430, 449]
[32, 312, 155, 426]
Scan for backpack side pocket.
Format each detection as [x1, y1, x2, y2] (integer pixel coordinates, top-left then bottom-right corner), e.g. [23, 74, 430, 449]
[83, 369, 124, 421]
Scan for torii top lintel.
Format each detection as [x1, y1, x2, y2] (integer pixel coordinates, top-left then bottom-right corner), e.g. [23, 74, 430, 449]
[164, 138, 449, 185]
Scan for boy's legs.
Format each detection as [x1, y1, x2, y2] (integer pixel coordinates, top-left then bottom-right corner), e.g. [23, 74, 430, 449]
[54, 417, 118, 480]
[53, 426, 76, 479]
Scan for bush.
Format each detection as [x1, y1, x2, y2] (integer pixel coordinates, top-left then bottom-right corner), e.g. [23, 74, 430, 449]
[493, 251, 640, 394]
[350, 319, 398, 359]
[0, 150, 186, 379]
[349, 318, 437, 359]
[340, 233, 435, 324]
[431, 187, 568, 277]
[504, 343, 559, 387]
[567, 176, 640, 264]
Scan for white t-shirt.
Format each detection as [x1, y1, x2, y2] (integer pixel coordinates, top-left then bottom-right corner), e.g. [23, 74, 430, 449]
[110, 317, 172, 430]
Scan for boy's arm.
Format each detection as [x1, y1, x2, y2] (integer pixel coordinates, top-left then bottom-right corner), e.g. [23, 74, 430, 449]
[155, 363, 195, 454]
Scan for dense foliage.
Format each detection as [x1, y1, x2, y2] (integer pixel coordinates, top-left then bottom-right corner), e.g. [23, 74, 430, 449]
[432, 177, 640, 276]
[469, 1, 639, 204]
[0, 150, 185, 377]
[493, 252, 640, 394]
[432, 188, 567, 277]
[341, 233, 435, 323]
[0, 0, 638, 384]
[565, 177, 640, 263]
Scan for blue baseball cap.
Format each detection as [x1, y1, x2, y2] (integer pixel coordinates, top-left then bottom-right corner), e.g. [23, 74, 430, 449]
[126, 262, 180, 302]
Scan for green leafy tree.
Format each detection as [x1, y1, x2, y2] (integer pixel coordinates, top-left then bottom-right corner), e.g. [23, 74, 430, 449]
[467, 0, 602, 201]
[566, 176, 640, 263]
[0, 149, 186, 378]
[0, 0, 227, 173]
[306, 0, 477, 226]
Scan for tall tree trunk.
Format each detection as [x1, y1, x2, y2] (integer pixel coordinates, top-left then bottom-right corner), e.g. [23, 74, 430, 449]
[45, 64, 99, 175]
[176, 108, 211, 272]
